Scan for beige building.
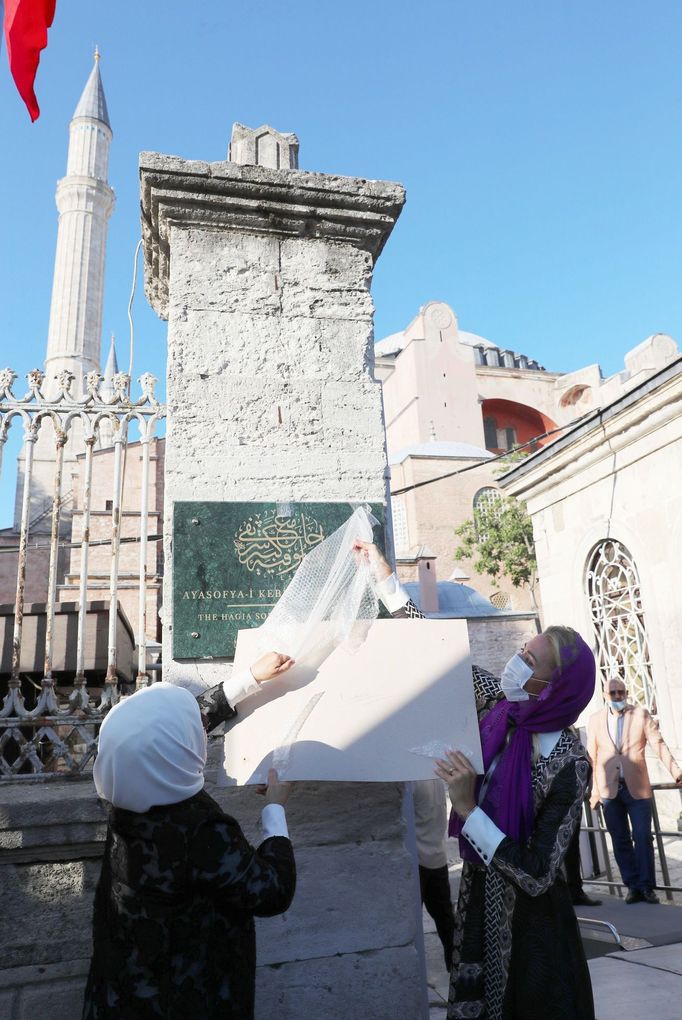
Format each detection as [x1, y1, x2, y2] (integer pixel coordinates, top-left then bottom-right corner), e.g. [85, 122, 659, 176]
[375, 300, 680, 618]
[59, 436, 165, 644]
[500, 355, 682, 818]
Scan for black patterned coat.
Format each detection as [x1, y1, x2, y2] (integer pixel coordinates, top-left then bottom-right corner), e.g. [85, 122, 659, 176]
[394, 599, 595, 1020]
[83, 689, 295, 1020]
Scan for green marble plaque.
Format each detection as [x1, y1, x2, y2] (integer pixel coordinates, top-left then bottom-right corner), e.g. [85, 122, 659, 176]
[172, 501, 386, 659]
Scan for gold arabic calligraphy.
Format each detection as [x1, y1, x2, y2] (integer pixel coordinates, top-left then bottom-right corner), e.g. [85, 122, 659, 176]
[234, 510, 325, 579]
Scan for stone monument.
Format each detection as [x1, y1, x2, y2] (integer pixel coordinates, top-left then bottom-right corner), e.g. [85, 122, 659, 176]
[139, 126, 427, 1016]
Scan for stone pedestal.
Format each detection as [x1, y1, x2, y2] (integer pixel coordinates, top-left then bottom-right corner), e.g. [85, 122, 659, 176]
[139, 145, 424, 1016]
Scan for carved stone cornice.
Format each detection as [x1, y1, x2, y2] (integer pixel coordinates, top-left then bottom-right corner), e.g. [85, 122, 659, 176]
[139, 152, 405, 319]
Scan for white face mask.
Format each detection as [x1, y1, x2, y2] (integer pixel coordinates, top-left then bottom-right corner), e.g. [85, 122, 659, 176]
[500, 653, 534, 702]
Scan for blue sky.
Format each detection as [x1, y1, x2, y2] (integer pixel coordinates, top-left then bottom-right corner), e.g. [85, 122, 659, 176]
[2, 1, 682, 522]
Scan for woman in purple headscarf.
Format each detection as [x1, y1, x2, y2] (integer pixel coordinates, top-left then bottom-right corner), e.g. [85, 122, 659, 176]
[354, 541, 596, 1020]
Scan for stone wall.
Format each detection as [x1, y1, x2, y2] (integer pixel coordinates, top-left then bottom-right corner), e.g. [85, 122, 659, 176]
[467, 614, 538, 675]
[0, 773, 420, 1020]
[502, 363, 682, 835]
[391, 451, 539, 614]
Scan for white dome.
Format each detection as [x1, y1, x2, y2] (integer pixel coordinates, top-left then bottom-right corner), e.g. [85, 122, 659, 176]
[389, 441, 493, 465]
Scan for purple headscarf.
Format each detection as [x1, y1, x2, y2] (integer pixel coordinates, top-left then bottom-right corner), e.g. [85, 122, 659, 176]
[449, 631, 595, 863]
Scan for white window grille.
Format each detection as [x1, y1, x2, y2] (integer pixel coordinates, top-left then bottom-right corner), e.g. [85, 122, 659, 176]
[473, 487, 503, 515]
[390, 497, 410, 556]
[585, 539, 657, 714]
[473, 487, 502, 542]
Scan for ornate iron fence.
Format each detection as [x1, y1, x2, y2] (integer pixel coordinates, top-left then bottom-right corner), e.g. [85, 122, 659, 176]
[0, 367, 165, 778]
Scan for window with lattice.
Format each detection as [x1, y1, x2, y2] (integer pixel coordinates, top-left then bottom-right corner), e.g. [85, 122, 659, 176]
[585, 539, 657, 714]
[390, 497, 410, 556]
[472, 487, 502, 542]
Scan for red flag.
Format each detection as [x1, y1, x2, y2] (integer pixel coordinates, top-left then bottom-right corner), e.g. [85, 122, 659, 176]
[3, 0, 56, 121]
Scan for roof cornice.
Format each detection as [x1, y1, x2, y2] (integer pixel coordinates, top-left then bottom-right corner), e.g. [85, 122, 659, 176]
[139, 152, 405, 320]
[499, 356, 682, 503]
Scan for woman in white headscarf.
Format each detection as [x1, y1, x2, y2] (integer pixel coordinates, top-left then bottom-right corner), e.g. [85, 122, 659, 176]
[82, 652, 296, 1020]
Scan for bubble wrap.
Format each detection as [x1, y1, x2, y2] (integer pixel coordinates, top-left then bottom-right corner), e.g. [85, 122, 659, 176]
[253, 505, 380, 664]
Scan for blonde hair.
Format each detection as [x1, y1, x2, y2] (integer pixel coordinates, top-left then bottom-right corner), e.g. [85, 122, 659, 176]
[543, 625, 579, 673]
[531, 625, 580, 762]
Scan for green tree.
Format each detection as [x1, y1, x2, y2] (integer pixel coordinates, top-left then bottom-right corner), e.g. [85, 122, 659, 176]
[455, 494, 540, 620]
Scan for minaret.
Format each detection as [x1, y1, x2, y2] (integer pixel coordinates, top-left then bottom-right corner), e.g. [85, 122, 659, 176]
[101, 333, 119, 395]
[14, 53, 114, 532]
[97, 334, 118, 448]
[44, 48, 114, 393]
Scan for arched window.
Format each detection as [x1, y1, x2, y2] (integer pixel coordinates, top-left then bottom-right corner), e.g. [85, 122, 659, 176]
[473, 487, 502, 541]
[473, 487, 502, 515]
[390, 497, 410, 556]
[585, 539, 656, 713]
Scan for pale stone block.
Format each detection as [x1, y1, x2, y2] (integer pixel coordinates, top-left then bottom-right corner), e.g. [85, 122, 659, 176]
[0, 782, 105, 849]
[279, 236, 373, 290]
[18, 984, 83, 1020]
[255, 947, 423, 1020]
[280, 281, 374, 322]
[256, 843, 416, 962]
[169, 228, 281, 315]
[174, 308, 373, 382]
[0, 959, 90, 1020]
[209, 780, 405, 849]
[1, 860, 99, 969]
[0, 989, 17, 1019]
[229, 122, 299, 170]
[170, 379, 325, 449]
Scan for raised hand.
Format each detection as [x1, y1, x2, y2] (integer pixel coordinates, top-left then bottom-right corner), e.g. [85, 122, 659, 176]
[250, 651, 295, 684]
[351, 539, 392, 581]
[434, 750, 477, 821]
[256, 767, 292, 806]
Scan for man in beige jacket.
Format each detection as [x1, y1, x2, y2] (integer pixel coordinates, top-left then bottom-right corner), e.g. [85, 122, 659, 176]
[587, 677, 682, 903]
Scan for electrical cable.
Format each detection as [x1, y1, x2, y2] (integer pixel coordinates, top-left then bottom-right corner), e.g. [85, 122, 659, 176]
[389, 412, 593, 497]
[127, 237, 143, 381]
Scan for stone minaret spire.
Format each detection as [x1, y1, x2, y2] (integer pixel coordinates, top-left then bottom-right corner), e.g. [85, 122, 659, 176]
[44, 49, 115, 393]
[15, 53, 115, 532]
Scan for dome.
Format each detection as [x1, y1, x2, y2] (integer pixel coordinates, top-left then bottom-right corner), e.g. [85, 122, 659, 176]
[389, 441, 493, 465]
[374, 331, 405, 356]
[404, 581, 505, 618]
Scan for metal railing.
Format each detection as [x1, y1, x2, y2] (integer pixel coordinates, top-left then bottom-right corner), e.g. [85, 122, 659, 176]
[0, 367, 165, 779]
[580, 782, 682, 903]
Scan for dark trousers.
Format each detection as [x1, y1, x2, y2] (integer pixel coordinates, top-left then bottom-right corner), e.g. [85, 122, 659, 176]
[564, 822, 583, 898]
[419, 864, 455, 969]
[602, 781, 656, 893]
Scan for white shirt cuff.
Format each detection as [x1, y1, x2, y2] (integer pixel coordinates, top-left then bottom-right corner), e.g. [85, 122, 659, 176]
[261, 803, 289, 840]
[461, 806, 506, 865]
[222, 668, 259, 706]
[375, 572, 410, 613]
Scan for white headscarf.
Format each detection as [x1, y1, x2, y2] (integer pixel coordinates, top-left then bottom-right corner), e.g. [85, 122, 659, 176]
[94, 682, 206, 813]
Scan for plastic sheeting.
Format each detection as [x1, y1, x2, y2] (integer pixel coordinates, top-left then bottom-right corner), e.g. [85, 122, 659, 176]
[252, 504, 380, 666]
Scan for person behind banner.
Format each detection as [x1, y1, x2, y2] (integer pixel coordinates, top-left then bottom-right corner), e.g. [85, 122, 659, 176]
[354, 540, 596, 1020]
[83, 653, 296, 1020]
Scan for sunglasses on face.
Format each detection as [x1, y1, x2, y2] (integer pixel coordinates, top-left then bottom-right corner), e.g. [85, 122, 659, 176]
[608, 690, 626, 698]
